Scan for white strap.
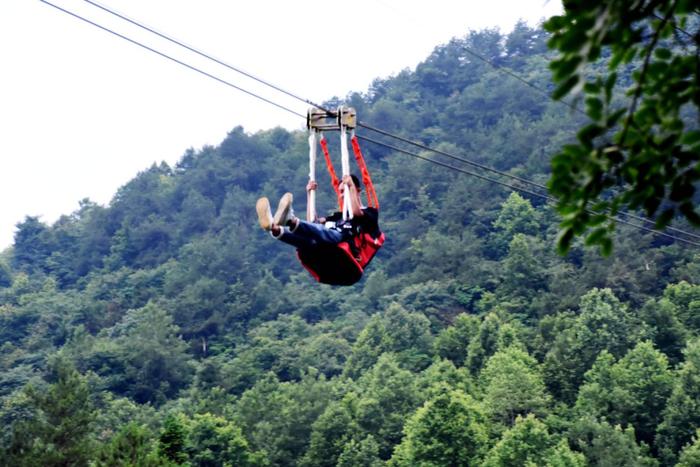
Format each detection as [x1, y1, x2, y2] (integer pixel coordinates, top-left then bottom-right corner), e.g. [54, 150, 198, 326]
[340, 123, 353, 221]
[308, 131, 317, 222]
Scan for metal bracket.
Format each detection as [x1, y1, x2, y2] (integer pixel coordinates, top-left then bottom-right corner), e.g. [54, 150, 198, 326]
[307, 106, 357, 131]
[338, 106, 357, 129]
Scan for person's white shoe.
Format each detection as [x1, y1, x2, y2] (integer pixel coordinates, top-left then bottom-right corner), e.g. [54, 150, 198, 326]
[273, 192, 295, 227]
[256, 197, 274, 231]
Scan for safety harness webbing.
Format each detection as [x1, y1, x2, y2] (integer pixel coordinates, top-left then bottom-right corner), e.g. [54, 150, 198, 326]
[319, 136, 342, 211]
[351, 135, 379, 210]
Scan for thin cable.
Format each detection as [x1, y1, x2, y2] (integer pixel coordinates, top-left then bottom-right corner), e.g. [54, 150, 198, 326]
[652, 12, 696, 39]
[458, 45, 587, 117]
[80, 0, 700, 240]
[359, 134, 700, 248]
[358, 122, 700, 241]
[82, 0, 334, 114]
[83, 0, 579, 119]
[359, 122, 551, 192]
[39, 0, 305, 121]
[357, 135, 554, 201]
[43, 1, 700, 246]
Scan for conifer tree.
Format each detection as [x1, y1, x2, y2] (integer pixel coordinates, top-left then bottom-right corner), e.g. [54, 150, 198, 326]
[5, 357, 96, 466]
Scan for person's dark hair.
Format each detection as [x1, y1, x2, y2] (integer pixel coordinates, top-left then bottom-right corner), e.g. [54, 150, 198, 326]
[350, 174, 361, 190]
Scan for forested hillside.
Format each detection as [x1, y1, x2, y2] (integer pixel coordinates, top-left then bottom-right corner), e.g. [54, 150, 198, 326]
[2, 23, 700, 466]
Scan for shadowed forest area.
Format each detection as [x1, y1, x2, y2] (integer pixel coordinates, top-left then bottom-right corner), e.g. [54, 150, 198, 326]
[1, 20, 700, 466]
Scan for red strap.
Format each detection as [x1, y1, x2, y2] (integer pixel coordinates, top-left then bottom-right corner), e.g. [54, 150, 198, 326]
[320, 136, 342, 211]
[351, 136, 379, 210]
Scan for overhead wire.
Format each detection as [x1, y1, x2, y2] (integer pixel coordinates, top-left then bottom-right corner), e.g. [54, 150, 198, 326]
[358, 123, 700, 242]
[357, 135, 553, 201]
[358, 135, 700, 247]
[39, 0, 306, 120]
[42, 0, 700, 247]
[80, 0, 700, 242]
[81, 0, 334, 115]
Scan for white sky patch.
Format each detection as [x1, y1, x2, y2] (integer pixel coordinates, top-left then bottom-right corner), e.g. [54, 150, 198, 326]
[0, 0, 562, 250]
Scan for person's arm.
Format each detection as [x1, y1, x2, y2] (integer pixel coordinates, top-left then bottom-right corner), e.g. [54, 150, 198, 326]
[306, 180, 318, 222]
[342, 175, 364, 217]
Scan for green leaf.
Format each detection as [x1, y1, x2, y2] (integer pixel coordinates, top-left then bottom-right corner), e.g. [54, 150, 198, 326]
[585, 97, 604, 121]
[677, 0, 698, 13]
[585, 227, 608, 246]
[543, 15, 567, 32]
[606, 109, 626, 128]
[604, 72, 617, 102]
[622, 47, 638, 64]
[553, 75, 580, 100]
[655, 208, 675, 229]
[578, 124, 605, 144]
[654, 48, 672, 60]
[670, 178, 694, 202]
[584, 82, 601, 94]
[552, 56, 583, 81]
[556, 228, 574, 255]
[680, 203, 700, 226]
[588, 214, 608, 227]
[681, 130, 700, 147]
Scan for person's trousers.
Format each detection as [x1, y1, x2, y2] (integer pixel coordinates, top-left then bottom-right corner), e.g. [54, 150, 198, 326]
[275, 220, 344, 249]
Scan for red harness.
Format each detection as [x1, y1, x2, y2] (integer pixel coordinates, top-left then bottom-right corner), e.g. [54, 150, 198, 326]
[297, 135, 384, 286]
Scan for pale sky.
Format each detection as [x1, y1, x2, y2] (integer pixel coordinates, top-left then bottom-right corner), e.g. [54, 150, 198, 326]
[0, 0, 562, 250]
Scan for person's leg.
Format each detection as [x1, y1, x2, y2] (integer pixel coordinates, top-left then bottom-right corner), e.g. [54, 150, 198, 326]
[275, 220, 343, 249]
[257, 194, 294, 237]
[258, 194, 342, 248]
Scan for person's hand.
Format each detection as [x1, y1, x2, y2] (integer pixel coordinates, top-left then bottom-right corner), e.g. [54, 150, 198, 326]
[341, 175, 352, 186]
[306, 180, 318, 192]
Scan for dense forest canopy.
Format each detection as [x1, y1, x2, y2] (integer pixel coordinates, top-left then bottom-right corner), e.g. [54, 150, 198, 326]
[1, 20, 699, 466]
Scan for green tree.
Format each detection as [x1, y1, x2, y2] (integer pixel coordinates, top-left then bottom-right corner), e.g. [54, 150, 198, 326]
[483, 414, 583, 467]
[336, 435, 383, 467]
[389, 389, 489, 467]
[656, 337, 700, 465]
[177, 189, 216, 240]
[158, 413, 188, 464]
[235, 371, 334, 466]
[481, 345, 550, 426]
[640, 296, 688, 365]
[677, 429, 700, 467]
[344, 304, 433, 378]
[543, 288, 640, 402]
[5, 357, 96, 466]
[465, 311, 518, 375]
[497, 234, 548, 317]
[662, 281, 700, 333]
[567, 417, 659, 467]
[434, 313, 480, 365]
[575, 341, 673, 447]
[302, 401, 358, 467]
[96, 422, 164, 467]
[545, 1, 700, 252]
[0, 258, 11, 288]
[105, 302, 195, 404]
[186, 413, 261, 467]
[354, 354, 421, 459]
[415, 358, 473, 400]
[11, 216, 53, 274]
[491, 192, 540, 255]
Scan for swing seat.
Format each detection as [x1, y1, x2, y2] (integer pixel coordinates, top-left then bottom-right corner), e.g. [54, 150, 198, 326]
[297, 231, 385, 286]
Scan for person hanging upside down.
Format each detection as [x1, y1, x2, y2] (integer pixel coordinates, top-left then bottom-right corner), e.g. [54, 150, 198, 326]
[256, 174, 380, 255]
